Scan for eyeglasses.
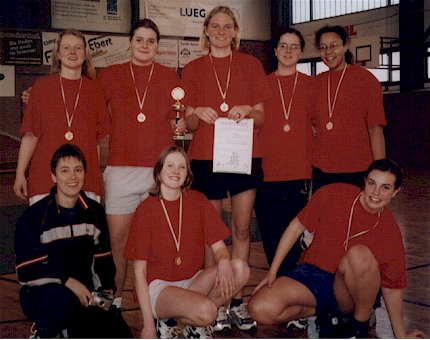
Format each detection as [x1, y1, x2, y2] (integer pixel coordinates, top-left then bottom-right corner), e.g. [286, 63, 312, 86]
[318, 42, 343, 52]
[208, 24, 235, 31]
[277, 43, 301, 51]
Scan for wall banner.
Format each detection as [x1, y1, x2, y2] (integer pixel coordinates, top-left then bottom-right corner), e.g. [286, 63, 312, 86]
[140, 0, 271, 41]
[51, 0, 131, 34]
[0, 30, 42, 65]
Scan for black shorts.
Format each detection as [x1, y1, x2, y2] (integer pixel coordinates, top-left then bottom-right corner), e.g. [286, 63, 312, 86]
[191, 158, 263, 200]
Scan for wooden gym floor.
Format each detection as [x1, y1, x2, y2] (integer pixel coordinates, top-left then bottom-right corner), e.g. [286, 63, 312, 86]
[0, 169, 429, 338]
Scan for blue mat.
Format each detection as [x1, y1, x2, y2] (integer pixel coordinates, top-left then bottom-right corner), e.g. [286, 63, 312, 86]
[0, 205, 27, 274]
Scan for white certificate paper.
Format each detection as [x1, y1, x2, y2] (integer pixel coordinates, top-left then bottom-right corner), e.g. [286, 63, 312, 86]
[213, 118, 254, 174]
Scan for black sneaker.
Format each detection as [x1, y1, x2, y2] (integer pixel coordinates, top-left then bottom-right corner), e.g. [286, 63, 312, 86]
[316, 313, 342, 338]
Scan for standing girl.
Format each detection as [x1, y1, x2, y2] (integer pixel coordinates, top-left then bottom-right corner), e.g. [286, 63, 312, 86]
[98, 19, 184, 309]
[14, 29, 108, 204]
[181, 6, 271, 331]
[312, 25, 386, 192]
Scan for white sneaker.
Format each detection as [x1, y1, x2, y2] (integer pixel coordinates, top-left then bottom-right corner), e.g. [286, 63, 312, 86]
[182, 325, 213, 339]
[286, 317, 307, 330]
[213, 306, 231, 331]
[228, 302, 257, 331]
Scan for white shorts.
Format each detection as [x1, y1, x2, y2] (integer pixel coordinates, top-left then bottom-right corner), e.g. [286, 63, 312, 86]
[148, 270, 203, 319]
[103, 166, 154, 214]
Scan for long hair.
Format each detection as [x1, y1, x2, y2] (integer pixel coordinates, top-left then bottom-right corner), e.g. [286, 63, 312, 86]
[199, 6, 241, 52]
[50, 29, 96, 80]
[315, 25, 354, 64]
[149, 146, 194, 198]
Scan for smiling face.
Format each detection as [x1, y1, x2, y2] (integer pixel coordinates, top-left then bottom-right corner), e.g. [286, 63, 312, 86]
[130, 27, 158, 66]
[318, 32, 348, 71]
[159, 152, 188, 195]
[275, 32, 303, 69]
[360, 169, 401, 213]
[205, 12, 237, 52]
[51, 156, 85, 207]
[58, 34, 86, 71]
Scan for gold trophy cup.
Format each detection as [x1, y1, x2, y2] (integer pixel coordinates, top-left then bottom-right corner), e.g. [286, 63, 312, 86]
[171, 87, 186, 140]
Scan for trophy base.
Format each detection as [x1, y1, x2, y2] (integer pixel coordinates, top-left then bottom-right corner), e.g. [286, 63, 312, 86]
[173, 135, 185, 140]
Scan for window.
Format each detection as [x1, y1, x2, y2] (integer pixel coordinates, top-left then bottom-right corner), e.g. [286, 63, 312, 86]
[292, 0, 400, 24]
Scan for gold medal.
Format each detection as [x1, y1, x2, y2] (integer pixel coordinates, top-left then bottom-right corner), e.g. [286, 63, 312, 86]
[64, 131, 74, 141]
[175, 256, 182, 266]
[137, 112, 146, 123]
[283, 123, 291, 132]
[326, 121, 334, 130]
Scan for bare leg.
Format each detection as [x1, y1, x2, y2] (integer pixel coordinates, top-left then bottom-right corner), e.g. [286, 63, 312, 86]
[107, 213, 134, 299]
[334, 244, 381, 321]
[203, 199, 223, 268]
[156, 259, 249, 326]
[248, 276, 317, 325]
[230, 189, 256, 298]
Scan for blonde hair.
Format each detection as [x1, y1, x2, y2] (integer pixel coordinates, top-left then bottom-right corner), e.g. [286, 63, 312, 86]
[199, 6, 241, 52]
[50, 29, 96, 80]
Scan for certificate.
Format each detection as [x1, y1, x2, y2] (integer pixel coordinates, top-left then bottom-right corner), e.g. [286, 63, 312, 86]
[213, 118, 254, 174]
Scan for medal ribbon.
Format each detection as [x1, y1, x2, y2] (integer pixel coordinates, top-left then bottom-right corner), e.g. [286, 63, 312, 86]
[59, 76, 83, 131]
[327, 63, 348, 123]
[160, 194, 182, 254]
[276, 71, 298, 123]
[209, 53, 232, 104]
[129, 62, 155, 113]
[343, 192, 381, 252]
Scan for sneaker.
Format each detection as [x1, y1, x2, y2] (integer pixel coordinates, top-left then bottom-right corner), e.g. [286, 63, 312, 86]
[307, 316, 319, 338]
[108, 304, 123, 316]
[316, 313, 341, 339]
[155, 318, 182, 339]
[212, 306, 231, 331]
[228, 302, 257, 331]
[286, 318, 307, 331]
[182, 325, 213, 339]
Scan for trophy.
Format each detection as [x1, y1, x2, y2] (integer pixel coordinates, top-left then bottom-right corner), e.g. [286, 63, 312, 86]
[171, 87, 186, 140]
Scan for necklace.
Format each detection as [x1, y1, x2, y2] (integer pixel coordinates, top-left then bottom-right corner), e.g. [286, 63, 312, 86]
[59, 75, 83, 141]
[209, 53, 232, 113]
[276, 71, 298, 133]
[160, 194, 183, 266]
[129, 62, 155, 123]
[343, 192, 381, 252]
[326, 63, 348, 130]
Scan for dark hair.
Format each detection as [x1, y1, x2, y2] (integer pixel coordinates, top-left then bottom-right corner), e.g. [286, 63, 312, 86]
[130, 18, 160, 42]
[365, 158, 403, 189]
[273, 27, 305, 51]
[50, 144, 87, 174]
[150, 145, 194, 198]
[315, 25, 354, 64]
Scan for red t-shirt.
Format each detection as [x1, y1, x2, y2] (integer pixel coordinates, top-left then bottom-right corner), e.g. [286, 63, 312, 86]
[260, 72, 316, 182]
[20, 75, 109, 197]
[181, 51, 271, 160]
[313, 64, 387, 173]
[298, 183, 407, 289]
[98, 62, 180, 167]
[124, 190, 231, 283]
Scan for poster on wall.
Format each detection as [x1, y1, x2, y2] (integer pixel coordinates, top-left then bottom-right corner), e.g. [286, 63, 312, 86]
[43, 32, 131, 68]
[179, 40, 204, 68]
[0, 65, 15, 97]
[155, 39, 179, 69]
[0, 30, 42, 65]
[51, 0, 131, 34]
